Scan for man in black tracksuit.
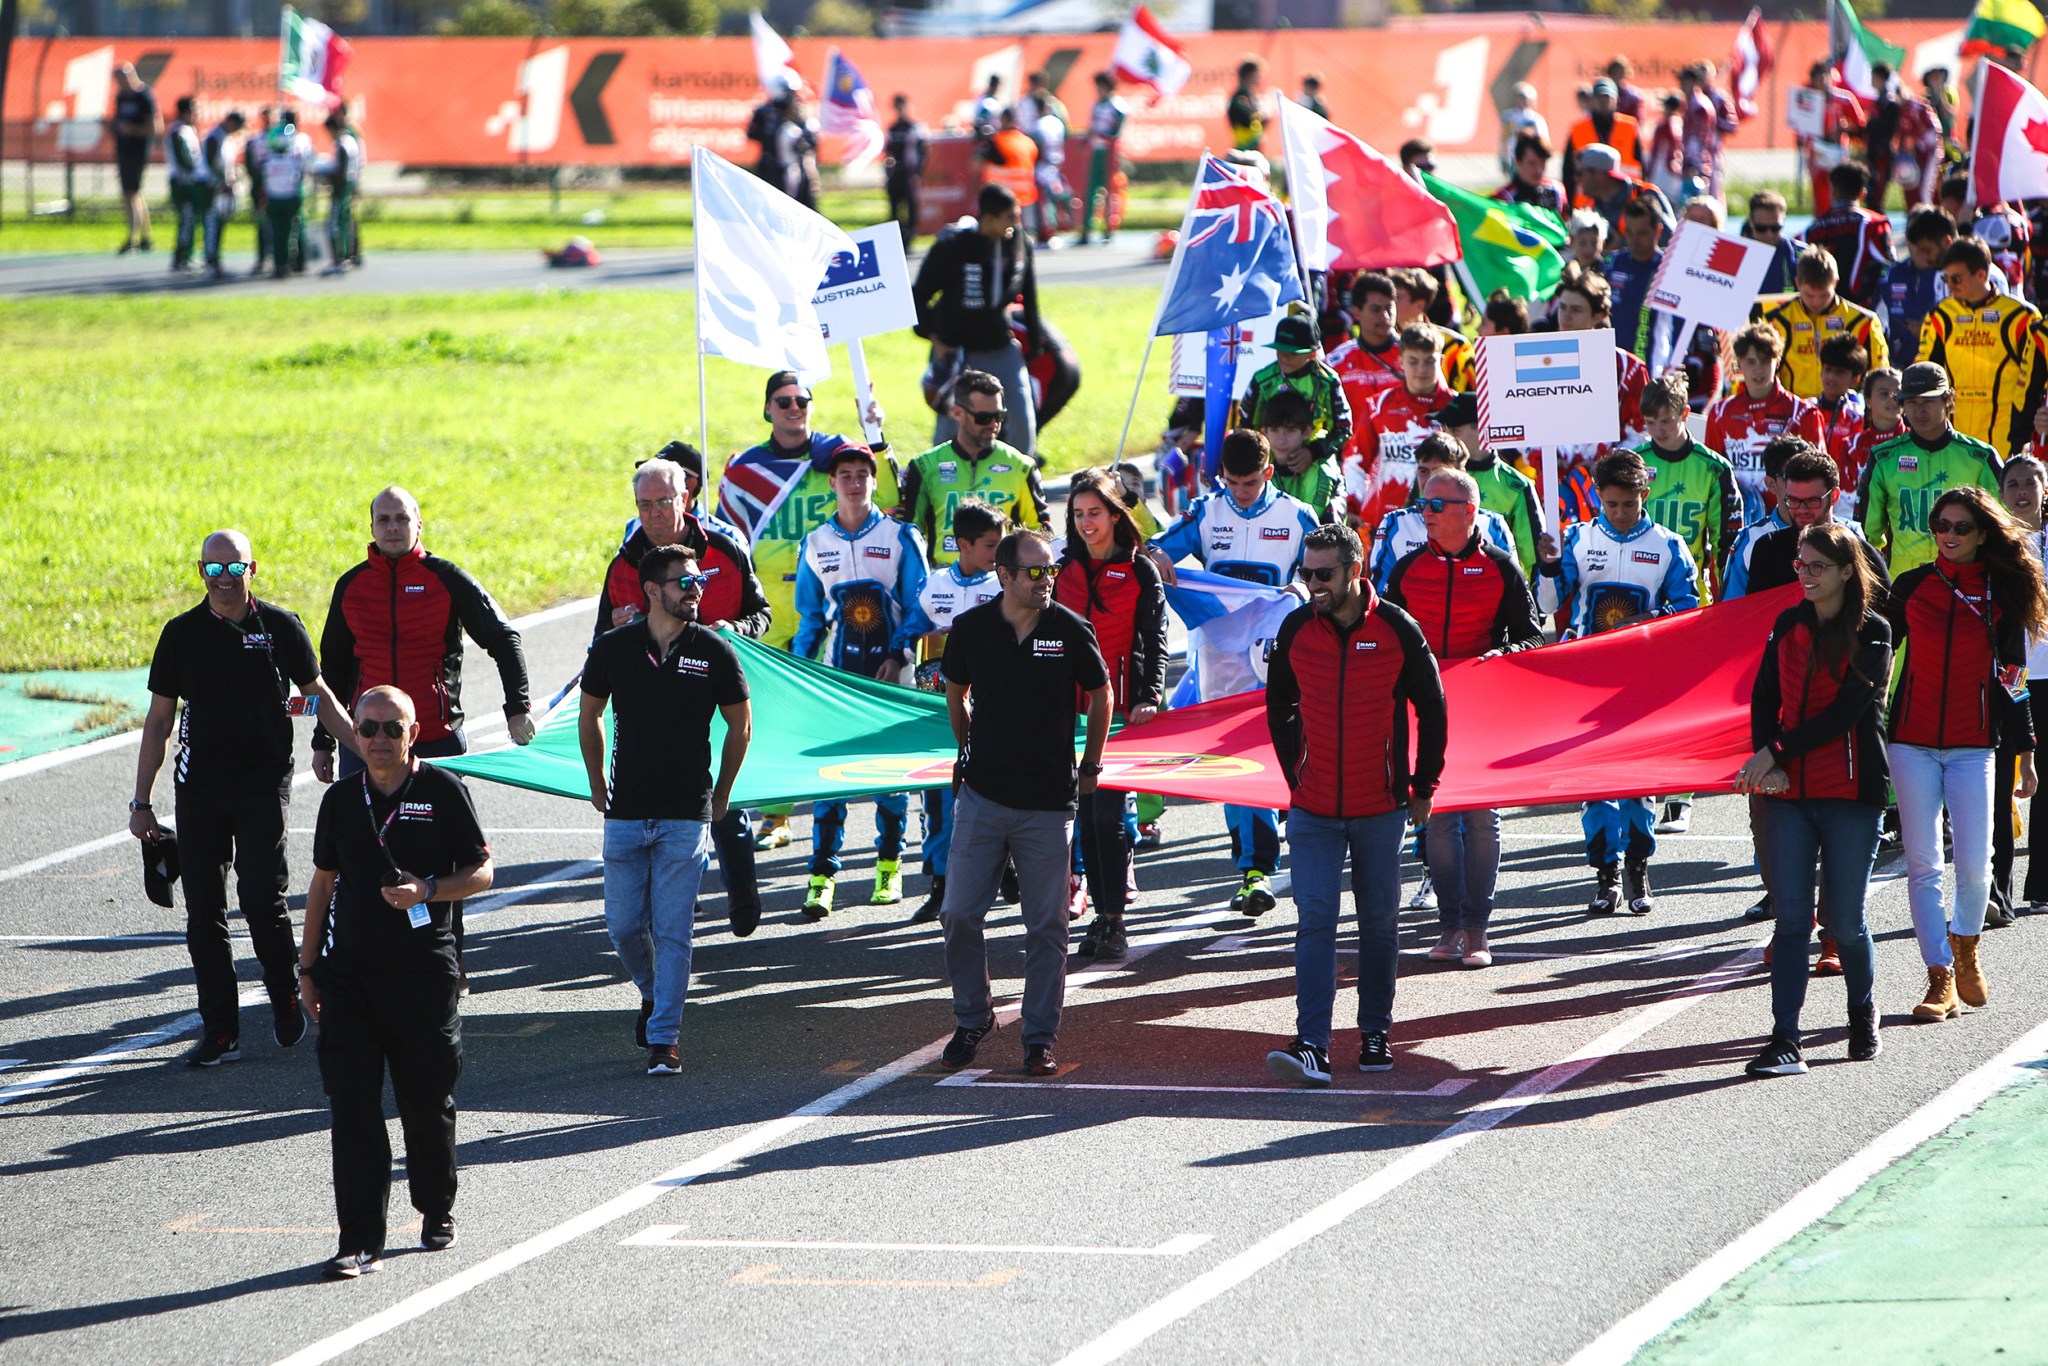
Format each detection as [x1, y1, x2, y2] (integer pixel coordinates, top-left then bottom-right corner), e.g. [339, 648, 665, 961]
[300, 684, 494, 1280]
[912, 181, 1043, 458]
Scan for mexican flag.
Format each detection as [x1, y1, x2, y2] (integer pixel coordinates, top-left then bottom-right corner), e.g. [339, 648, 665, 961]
[1830, 0, 1904, 103]
[1419, 173, 1569, 304]
[1971, 61, 2048, 207]
[280, 6, 352, 107]
[1964, 0, 2048, 58]
[1110, 6, 1192, 101]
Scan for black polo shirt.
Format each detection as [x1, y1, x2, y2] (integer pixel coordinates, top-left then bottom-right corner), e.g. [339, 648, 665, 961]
[942, 598, 1108, 811]
[146, 598, 321, 787]
[310, 762, 489, 982]
[582, 620, 749, 821]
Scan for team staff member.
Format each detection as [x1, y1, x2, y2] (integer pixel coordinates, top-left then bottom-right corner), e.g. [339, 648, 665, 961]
[912, 182, 1043, 456]
[131, 531, 362, 1067]
[900, 370, 1049, 568]
[581, 545, 752, 1075]
[316, 487, 532, 784]
[261, 110, 313, 279]
[1367, 435, 1515, 589]
[936, 530, 1111, 1078]
[1919, 237, 2040, 454]
[596, 451, 770, 934]
[243, 108, 273, 274]
[883, 94, 928, 248]
[198, 110, 244, 280]
[110, 62, 159, 255]
[1265, 524, 1447, 1086]
[1385, 469, 1541, 972]
[1056, 469, 1168, 961]
[323, 107, 364, 272]
[1862, 363, 2002, 575]
[1758, 246, 1890, 403]
[1744, 448, 1891, 595]
[299, 686, 493, 1280]
[1732, 525, 1891, 1077]
[164, 96, 205, 274]
[1882, 487, 2044, 1023]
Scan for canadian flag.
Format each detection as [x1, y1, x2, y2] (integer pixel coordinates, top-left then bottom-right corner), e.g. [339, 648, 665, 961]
[1972, 62, 2048, 208]
[1276, 94, 1458, 273]
[1728, 7, 1773, 122]
[1110, 6, 1192, 101]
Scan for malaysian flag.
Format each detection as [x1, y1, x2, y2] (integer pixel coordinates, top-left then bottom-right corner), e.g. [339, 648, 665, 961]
[821, 48, 884, 176]
[1153, 154, 1305, 337]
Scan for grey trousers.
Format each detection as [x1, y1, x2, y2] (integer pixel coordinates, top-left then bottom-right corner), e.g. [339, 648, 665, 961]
[940, 782, 1073, 1047]
[931, 339, 1038, 459]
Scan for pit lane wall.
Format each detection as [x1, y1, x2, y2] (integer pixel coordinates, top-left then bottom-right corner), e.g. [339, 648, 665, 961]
[6, 20, 1969, 171]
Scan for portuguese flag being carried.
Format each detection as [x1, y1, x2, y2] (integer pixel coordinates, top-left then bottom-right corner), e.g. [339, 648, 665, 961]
[1965, 0, 2048, 58]
[1418, 172, 1569, 304]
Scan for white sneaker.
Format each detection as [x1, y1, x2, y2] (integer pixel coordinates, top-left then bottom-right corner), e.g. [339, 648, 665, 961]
[1655, 801, 1692, 835]
[1407, 877, 1437, 910]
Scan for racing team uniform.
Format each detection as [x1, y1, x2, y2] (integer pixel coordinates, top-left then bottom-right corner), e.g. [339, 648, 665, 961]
[1235, 358, 1354, 469]
[792, 509, 929, 887]
[1721, 508, 1787, 601]
[1271, 456, 1344, 525]
[1536, 514, 1699, 871]
[1637, 438, 1742, 602]
[1801, 202, 1895, 309]
[1468, 452, 1544, 577]
[1816, 390, 1866, 468]
[899, 437, 1049, 568]
[199, 120, 236, 274]
[1704, 382, 1829, 526]
[1347, 382, 1453, 534]
[1860, 427, 2003, 575]
[1834, 416, 1905, 522]
[165, 116, 205, 271]
[1367, 504, 1515, 592]
[1919, 291, 2042, 454]
[1328, 335, 1405, 447]
[900, 563, 1003, 885]
[1758, 295, 1891, 401]
[1155, 484, 1320, 881]
[1879, 258, 1944, 367]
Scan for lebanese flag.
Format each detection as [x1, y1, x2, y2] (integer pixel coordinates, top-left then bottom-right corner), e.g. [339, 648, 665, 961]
[1973, 62, 2048, 208]
[1276, 93, 1458, 273]
[279, 6, 351, 107]
[1728, 7, 1773, 121]
[1110, 6, 1192, 101]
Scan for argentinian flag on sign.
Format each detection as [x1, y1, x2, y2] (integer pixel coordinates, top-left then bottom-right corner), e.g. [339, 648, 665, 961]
[1514, 337, 1581, 383]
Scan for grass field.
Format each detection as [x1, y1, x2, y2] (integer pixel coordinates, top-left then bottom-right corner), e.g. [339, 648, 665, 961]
[0, 285, 1160, 671]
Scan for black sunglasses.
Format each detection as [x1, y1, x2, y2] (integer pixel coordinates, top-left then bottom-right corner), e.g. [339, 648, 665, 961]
[659, 573, 709, 592]
[355, 718, 408, 739]
[1929, 517, 1980, 536]
[772, 395, 813, 410]
[1298, 565, 1348, 583]
[963, 408, 1007, 425]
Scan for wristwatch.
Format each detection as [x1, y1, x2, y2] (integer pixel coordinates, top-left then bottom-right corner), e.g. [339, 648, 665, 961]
[1078, 762, 1103, 776]
[128, 800, 152, 813]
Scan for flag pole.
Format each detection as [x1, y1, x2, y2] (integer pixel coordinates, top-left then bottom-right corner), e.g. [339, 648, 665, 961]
[1964, 58, 1986, 215]
[1275, 92, 1313, 302]
[693, 145, 713, 503]
[1114, 157, 1202, 465]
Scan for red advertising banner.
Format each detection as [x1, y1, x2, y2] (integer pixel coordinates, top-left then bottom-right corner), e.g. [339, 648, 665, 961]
[6, 21, 1967, 169]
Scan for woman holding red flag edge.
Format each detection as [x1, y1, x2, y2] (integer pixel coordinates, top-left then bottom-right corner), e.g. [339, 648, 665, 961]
[1733, 523, 1892, 1077]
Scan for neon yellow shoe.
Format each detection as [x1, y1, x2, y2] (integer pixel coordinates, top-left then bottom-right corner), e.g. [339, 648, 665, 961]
[871, 860, 903, 905]
[802, 874, 835, 921]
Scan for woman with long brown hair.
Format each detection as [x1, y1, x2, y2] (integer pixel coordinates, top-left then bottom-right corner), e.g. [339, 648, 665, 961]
[1882, 485, 2046, 1023]
[1054, 468, 1167, 961]
[1734, 523, 1892, 1075]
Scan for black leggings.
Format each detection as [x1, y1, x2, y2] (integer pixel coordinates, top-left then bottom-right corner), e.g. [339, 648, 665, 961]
[1077, 789, 1129, 920]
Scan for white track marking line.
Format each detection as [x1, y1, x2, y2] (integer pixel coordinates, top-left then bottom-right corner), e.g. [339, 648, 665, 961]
[620, 1228, 1214, 1256]
[0, 831, 134, 885]
[461, 860, 602, 920]
[1562, 1014, 2048, 1366]
[1049, 937, 1766, 1366]
[0, 596, 595, 785]
[266, 902, 1232, 1366]
[936, 1070, 1475, 1098]
[0, 987, 266, 1104]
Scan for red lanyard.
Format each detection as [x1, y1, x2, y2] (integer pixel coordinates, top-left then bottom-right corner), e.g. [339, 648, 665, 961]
[362, 765, 417, 860]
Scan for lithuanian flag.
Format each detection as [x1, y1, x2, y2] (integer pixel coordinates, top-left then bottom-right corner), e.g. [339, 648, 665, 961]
[1419, 173, 1569, 304]
[1964, 0, 2047, 58]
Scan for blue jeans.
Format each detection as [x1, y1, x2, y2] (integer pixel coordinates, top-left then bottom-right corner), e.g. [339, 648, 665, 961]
[1287, 806, 1407, 1047]
[601, 818, 710, 1047]
[1426, 807, 1500, 933]
[811, 793, 909, 876]
[923, 788, 953, 875]
[1581, 797, 1656, 867]
[1225, 804, 1281, 875]
[1763, 797, 1880, 1036]
[1889, 743, 1995, 965]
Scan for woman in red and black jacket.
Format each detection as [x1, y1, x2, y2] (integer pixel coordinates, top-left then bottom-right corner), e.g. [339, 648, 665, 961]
[1880, 486, 2046, 1026]
[1734, 522, 1892, 1077]
[1384, 467, 1542, 969]
[1055, 468, 1167, 962]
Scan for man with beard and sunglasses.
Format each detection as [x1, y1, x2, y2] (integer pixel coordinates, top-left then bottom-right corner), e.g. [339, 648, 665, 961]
[580, 545, 753, 1078]
[132, 530, 364, 1069]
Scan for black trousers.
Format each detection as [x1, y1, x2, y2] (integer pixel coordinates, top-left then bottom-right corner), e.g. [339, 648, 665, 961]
[1991, 690, 2048, 909]
[710, 808, 762, 918]
[886, 177, 918, 246]
[315, 969, 463, 1257]
[1077, 789, 1129, 920]
[175, 773, 299, 1038]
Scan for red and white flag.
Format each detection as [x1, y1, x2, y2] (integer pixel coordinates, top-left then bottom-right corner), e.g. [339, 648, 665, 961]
[1276, 94, 1458, 273]
[1973, 61, 2048, 207]
[1110, 6, 1192, 101]
[1728, 7, 1774, 121]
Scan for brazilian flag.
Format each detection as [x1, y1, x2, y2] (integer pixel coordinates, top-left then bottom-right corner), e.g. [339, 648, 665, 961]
[1420, 173, 1569, 304]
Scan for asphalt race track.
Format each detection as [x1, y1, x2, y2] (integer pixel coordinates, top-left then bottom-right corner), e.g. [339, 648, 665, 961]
[5, 601, 2048, 1364]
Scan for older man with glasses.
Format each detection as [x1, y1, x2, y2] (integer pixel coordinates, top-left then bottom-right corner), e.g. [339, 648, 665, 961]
[579, 544, 753, 1077]
[131, 531, 363, 1067]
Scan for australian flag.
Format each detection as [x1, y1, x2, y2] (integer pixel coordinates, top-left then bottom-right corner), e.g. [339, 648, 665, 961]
[1154, 155, 1306, 337]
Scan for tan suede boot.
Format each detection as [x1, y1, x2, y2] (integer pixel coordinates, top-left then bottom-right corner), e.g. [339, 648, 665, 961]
[1949, 932, 1988, 1008]
[1914, 965, 1960, 1021]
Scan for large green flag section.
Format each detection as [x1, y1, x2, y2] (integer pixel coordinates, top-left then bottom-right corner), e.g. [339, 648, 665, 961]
[1420, 172, 1569, 304]
[439, 636, 964, 807]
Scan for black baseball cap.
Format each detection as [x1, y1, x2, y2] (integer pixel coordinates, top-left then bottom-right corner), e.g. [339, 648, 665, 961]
[1900, 361, 1952, 400]
[652, 440, 705, 479]
[1440, 392, 1479, 429]
[765, 370, 809, 403]
[142, 834, 180, 909]
[1272, 316, 1320, 355]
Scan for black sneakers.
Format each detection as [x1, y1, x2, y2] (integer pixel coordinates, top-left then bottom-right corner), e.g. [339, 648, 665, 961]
[634, 999, 654, 1050]
[322, 1251, 384, 1280]
[1358, 1031, 1393, 1073]
[1266, 1039, 1331, 1088]
[272, 993, 307, 1049]
[1075, 916, 1127, 960]
[1589, 863, 1622, 915]
[646, 1044, 681, 1076]
[1743, 893, 1775, 923]
[911, 874, 946, 925]
[422, 1216, 458, 1251]
[940, 1022, 993, 1069]
[1746, 1031, 1808, 1076]
[730, 898, 763, 938]
[187, 1034, 240, 1068]
[1848, 1004, 1882, 1062]
[1023, 1044, 1058, 1076]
